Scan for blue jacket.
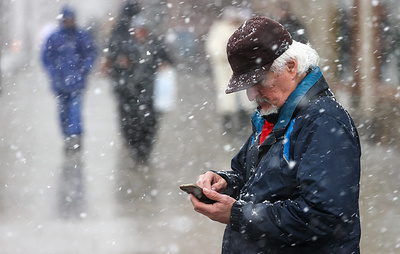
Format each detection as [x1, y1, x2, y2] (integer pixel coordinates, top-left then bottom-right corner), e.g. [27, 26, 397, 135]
[218, 67, 361, 254]
[42, 24, 97, 94]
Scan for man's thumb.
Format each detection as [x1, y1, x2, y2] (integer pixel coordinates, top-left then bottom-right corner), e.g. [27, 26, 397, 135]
[203, 188, 219, 201]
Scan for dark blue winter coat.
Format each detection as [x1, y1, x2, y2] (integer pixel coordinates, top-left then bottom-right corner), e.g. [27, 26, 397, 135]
[217, 67, 361, 254]
[42, 22, 97, 95]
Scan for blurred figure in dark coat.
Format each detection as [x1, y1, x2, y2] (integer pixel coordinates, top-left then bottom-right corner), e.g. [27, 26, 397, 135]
[274, 1, 308, 44]
[42, 5, 97, 151]
[103, 2, 173, 164]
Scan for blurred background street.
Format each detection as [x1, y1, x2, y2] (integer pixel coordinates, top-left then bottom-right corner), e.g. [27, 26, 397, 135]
[1, 0, 400, 253]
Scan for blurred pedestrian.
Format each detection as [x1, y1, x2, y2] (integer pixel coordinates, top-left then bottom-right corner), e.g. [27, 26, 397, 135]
[103, 2, 173, 164]
[42, 5, 97, 151]
[101, 0, 141, 76]
[205, 7, 254, 135]
[188, 17, 361, 253]
[274, 1, 308, 44]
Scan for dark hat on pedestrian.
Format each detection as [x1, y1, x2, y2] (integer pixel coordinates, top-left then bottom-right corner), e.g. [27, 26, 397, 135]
[123, 1, 141, 17]
[225, 17, 292, 94]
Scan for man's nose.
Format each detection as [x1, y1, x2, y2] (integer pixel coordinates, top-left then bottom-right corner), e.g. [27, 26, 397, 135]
[246, 86, 258, 101]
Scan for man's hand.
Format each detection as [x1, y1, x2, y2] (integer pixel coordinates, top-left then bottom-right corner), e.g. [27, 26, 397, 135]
[116, 54, 130, 68]
[190, 188, 236, 225]
[100, 57, 111, 76]
[196, 171, 227, 193]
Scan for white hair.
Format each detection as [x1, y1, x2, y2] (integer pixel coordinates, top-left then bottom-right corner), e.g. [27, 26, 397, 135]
[270, 40, 320, 75]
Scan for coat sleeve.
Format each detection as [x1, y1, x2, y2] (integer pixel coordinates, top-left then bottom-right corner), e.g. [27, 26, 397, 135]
[79, 31, 97, 75]
[41, 35, 56, 75]
[216, 136, 252, 198]
[154, 36, 174, 66]
[229, 114, 361, 245]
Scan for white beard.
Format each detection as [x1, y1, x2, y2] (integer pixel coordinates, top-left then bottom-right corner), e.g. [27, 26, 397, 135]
[259, 104, 279, 116]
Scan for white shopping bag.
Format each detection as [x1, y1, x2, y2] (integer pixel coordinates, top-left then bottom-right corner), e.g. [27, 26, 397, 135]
[154, 67, 177, 112]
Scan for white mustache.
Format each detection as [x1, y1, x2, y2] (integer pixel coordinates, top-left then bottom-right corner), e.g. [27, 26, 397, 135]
[255, 97, 271, 104]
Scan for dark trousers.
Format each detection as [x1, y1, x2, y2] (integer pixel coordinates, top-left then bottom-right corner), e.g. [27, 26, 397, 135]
[113, 78, 157, 162]
[57, 92, 83, 138]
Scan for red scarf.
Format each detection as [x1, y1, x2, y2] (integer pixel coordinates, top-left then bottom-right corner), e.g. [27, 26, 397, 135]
[260, 121, 274, 145]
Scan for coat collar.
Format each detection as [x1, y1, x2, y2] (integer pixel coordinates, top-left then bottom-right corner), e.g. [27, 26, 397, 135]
[273, 66, 323, 130]
[251, 66, 326, 146]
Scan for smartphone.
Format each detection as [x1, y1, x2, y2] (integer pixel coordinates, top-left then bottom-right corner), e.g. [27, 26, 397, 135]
[179, 184, 216, 204]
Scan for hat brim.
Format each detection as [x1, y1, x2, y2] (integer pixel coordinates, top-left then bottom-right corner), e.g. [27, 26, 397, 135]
[225, 63, 272, 94]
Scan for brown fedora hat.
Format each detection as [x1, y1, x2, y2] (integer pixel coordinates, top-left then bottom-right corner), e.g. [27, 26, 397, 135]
[225, 17, 292, 94]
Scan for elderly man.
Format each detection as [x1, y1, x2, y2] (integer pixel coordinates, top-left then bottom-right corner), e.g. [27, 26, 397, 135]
[189, 17, 361, 253]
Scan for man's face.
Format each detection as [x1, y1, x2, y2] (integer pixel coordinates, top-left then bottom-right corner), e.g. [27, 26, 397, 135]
[62, 18, 75, 29]
[246, 67, 297, 116]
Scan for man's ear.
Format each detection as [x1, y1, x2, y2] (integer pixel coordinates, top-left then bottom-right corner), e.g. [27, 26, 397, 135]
[286, 60, 298, 78]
